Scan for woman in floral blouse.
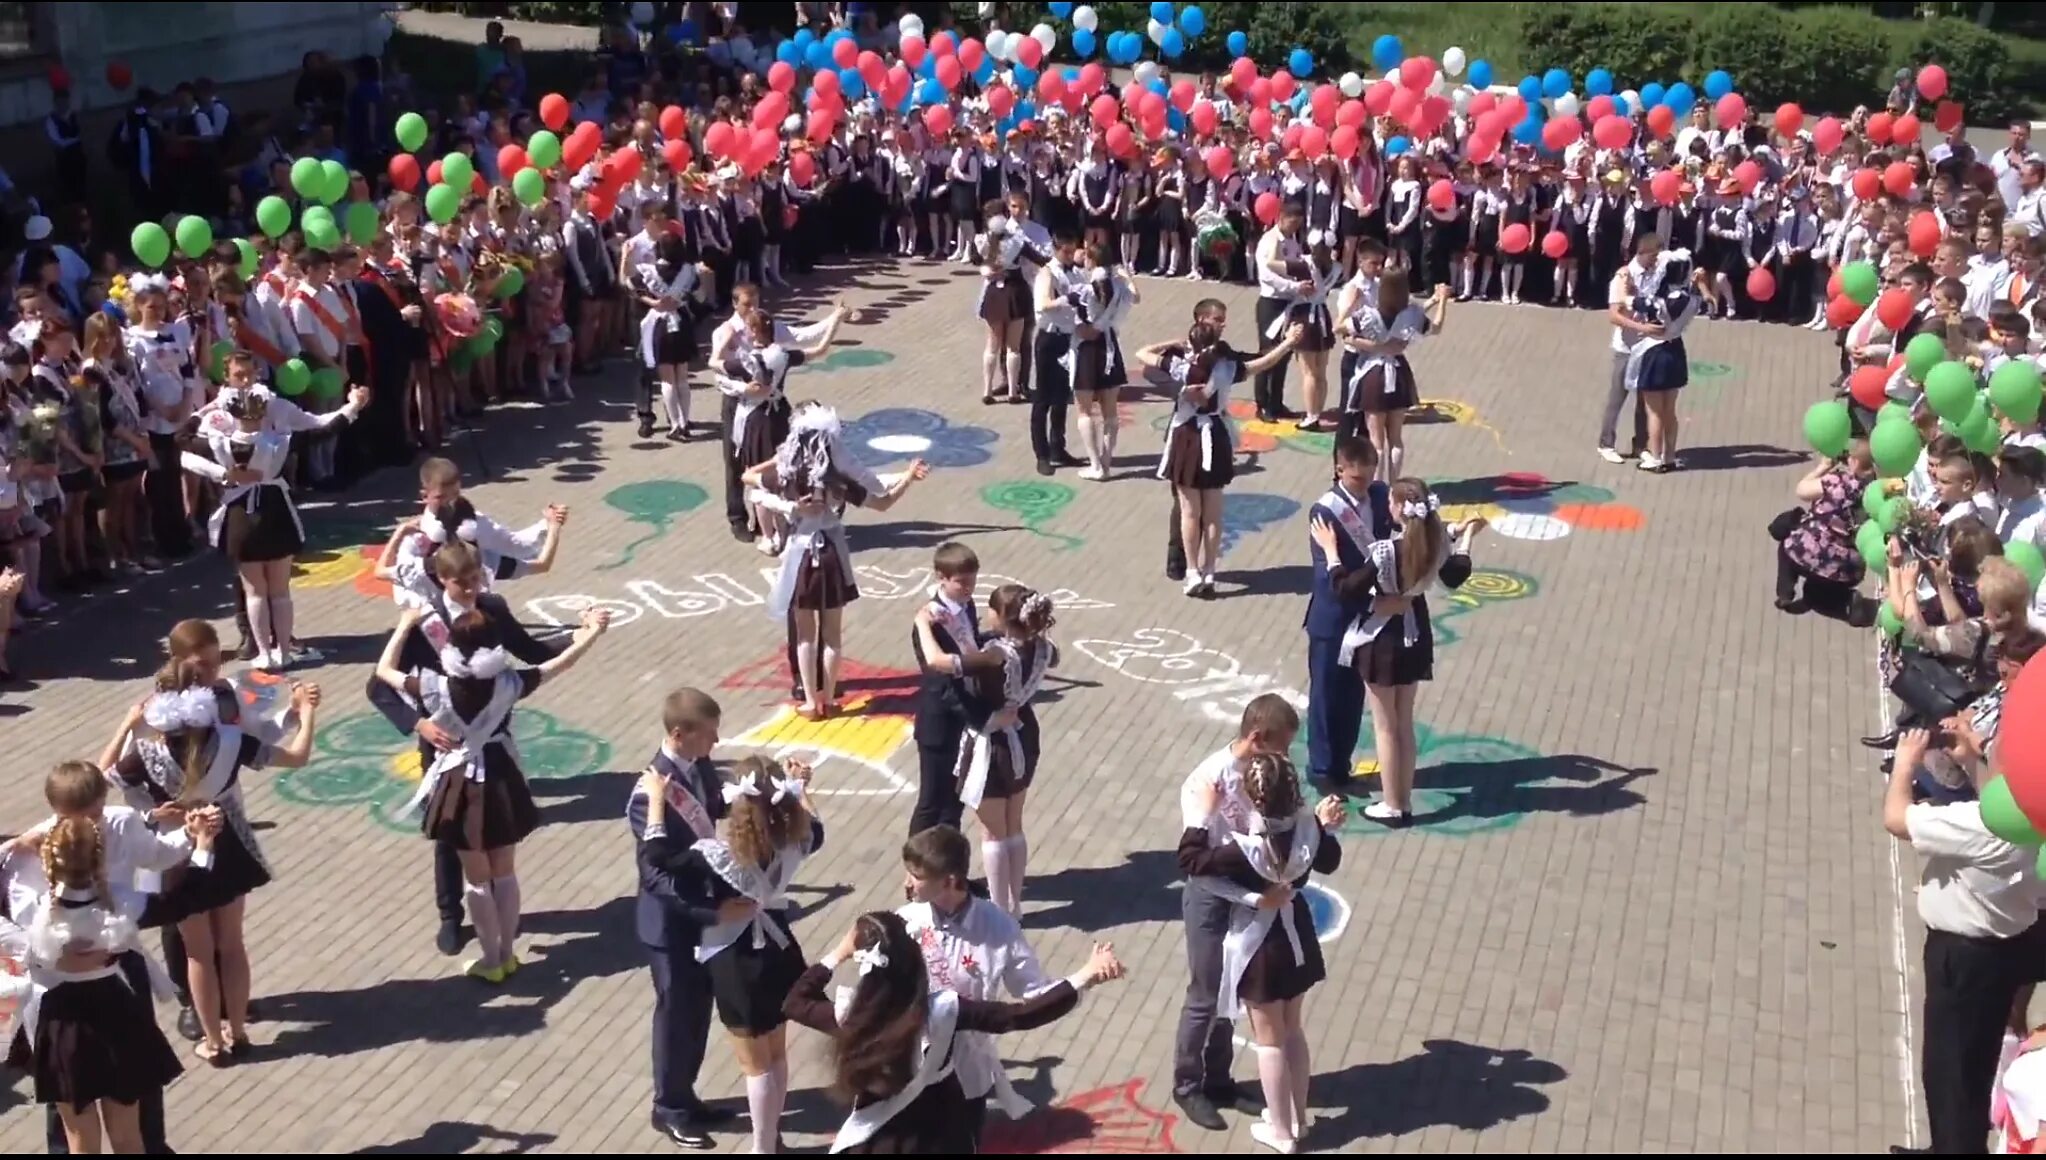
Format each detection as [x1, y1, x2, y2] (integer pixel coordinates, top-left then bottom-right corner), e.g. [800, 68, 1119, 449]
[1775, 440, 1876, 626]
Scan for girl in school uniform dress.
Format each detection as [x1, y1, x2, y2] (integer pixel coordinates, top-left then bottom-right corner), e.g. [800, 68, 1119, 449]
[1272, 233, 1345, 432]
[1139, 322, 1304, 598]
[1621, 250, 1700, 473]
[973, 208, 1040, 406]
[374, 495, 562, 614]
[1499, 170, 1538, 305]
[1065, 244, 1137, 481]
[1383, 156, 1424, 275]
[780, 910, 1122, 1155]
[1308, 478, 1484, 826]
[634, 240, 714, 442]
[1553, 173, 1593, 306]
[181, 366, 369, 670]
[726, 309, 848, 555]
[1073, 149, 1119, 261]
[1179, 754, 1347, 1155]
[946, 133, 983, 264]
[104, 668, 322, 1064]
[1425, 162, 1473, 297]
[1467, 168, 1507, 301]
[918, 136, 953, 261]
[1, 814, 187, 1153]
[374, 602, 607, 982]
[953, 586, 1057, 918]
[640, 755, 822, 1155]
[1339, 269, 1449, 482]
[743, 404, 930, 720]
[1340, 145, 1384, 276]
[1153, 151, 1190, 279]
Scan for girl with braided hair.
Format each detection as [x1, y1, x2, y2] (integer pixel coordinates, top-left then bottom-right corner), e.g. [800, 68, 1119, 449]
[1179, 754, 1348, 1154]
[952, 584, 1058, 918]
[780, 910, 1124, 1153]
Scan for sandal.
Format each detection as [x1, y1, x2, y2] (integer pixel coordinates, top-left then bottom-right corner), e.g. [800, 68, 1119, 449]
[195, 1040, 231, 1067]
[228, 1033, 254, 1059]
[793, 703, 824, 722]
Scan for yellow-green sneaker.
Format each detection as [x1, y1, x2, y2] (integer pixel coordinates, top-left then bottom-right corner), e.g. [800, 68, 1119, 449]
[464, 958, 507, 984]
[501, 954, 521, 977]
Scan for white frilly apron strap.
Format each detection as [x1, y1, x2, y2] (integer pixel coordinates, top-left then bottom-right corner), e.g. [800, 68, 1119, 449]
[1217, 903, 1279, 1021]
[1338, 538, 1402, 666]
[955, 725, 994, 811]
[691, 839, 795, 959]
[404, 672, 521, 819]
[1214, 817, 1321, 1019]
[766, 517, 850, 622]
[831, 991, 962, 1153]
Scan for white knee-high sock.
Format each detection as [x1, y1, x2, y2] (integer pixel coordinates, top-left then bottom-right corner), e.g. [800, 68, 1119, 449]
[464, 882, 503, 966]
[982, 839, 1012, 916]
[820, 642, 840, 700]
[272, 592, 295, 652]
[745, 1067, 782, 1152]
[1284, 1028, 1312, 1129]
[795, 639, 819, 702]
[1075, 410, 1100, 468]
[1254, 1044, 1295, 1139]
[492, 874, 521, 956]
[1388, 444, 1405, 481]
[246, 589, 275, 653]
[981, 349, 999, 396]
[1004, 350, 1023, 395]
[1100, 406, 1120, 462]
[1005, 833, 1028, 912]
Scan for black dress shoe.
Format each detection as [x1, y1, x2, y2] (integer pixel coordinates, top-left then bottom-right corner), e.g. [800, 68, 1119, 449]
[1035, 459, 1054, 476]
[1206, 1081, 1264, 1115]
[652, 1114, 714, 1150]
[1172, 1089, 1227, 1131]
[729, 523, 754, 542]
[1861, 730, 1899, 751]
[176, 1006, 203, 1043]
[684, 1101, 736, 1126]
[1271, 405, 1304, 420]
[233, 640, 259, 662]
[1166, 563, 1187, 582]
[436, 919, 465, 956]
[1053, 452, 1087, 468]
[638, 416, 657, 439]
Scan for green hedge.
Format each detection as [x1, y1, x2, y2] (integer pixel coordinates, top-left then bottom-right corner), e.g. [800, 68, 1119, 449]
[1518, 4, 2016, 121]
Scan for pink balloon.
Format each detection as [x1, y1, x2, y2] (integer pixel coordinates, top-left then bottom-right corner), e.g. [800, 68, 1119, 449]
[1078, 63, 1106, 95]
[899, 34, 926, 67]
[958, 38, 985, 71]
[1038, 72, 1066, 102]
[1365, 81, 1395, 116]
[1466, 133, 1498, 164]
[1270, 69, 1297, 103]
[1331, 124, 1360, 161]
[1281, 123, 1304, 153]
[768, 61, 796, 94]
[930, 31, 956, 57]
[1254, 191, 1280, 225]
[923, 104, 953, 135]
[1106, 123, 1136, 159]
[1399, 57, 1436, 90]
[1171, 79, 1197, 113]
[987, 86, 1014, 119]
[1190, 99, 1218, 135]
[806, 111, 834, 145]
[1138, 91, 1166, 123]
[1295, 125, 1324, 157]
[935, 55, 962, 91]
[1090, 93, 1120, 129]
[1248, 107, 1274, 141]
[1205, 145, 1235, 178]
[812, 70, 840, 99]
[1337, 99, 1367, 128]
[1585, 95, 1616, 122]
[1917, 64, 1949, 102]
[790, 151, 817, 185]
[1714, 92, 1746, 130]
[858, 51, 886, 89]
[1468, 91, 1496, 118]
[1813, 115, 1844, 154]
[832, 37, 857, 68]
[1015, 35, 1043, 68]
[1230, 57, 1258, 91]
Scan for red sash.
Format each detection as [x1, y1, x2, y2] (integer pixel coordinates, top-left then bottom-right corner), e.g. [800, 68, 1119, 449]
[231, 315, 287, 368]
[295, 286, 349, 349]
[638, 766, 716, 839]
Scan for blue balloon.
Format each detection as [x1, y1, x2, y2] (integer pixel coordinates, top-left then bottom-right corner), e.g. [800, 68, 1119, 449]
[1168, 108, 1186, 132]
[1050, 1, 1073, 16]
[1063, 66, 1081, 83]
[1013, 64, 1037, 89]
[775, 40, 800, 65]
[838, 69, 866, 99]
[1180, 6, 1206, 36]
[1468, 59, 1493, 89]
[1227, 30, 1247, 57]
[1151, 2, 1175, 24]
[1015, 100, 1036, 122]
[1147, 76, 1168, 96]
[1541, 68, 1571, 99]
[1704, 70, 1733, 100]
[804, 41, 830, 70]
[1121, 32, 1143, 64]
[1513, 115, 1543, 145]
[826, 29, 852, 51]
[1162, 29, 1185, 59]
[972, 56, 995, 84]
[1518, 75, 1543, 102]
[1585, 68, 1613, 97]
[1640, 82, 1666, 108]
[915, 78, 943, 105]
[793, 28, 814, 50]
[1073, 28, 1096, 57]
[1288, 89, 1307, 112]
[1612, 92, 1632, 117]
[1371, 34, 1403, 73]
[917, 54, 936, 80]
[1665, 81, 1695, 111]
[1289, 48, 1314, 76]
[671, 19, 698, 44]
[1385, 135, 1410, 156]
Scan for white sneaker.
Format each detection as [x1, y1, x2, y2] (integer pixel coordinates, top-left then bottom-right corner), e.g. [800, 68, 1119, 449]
[1249, 1119, 1298, 1154]
[251, 649, 281, 672]
[1597, 446, 1625, 464]
[1637, 453, 1666, 472]
[1077, 464, 1105, 481]
[1182, 574, 1204, 596]
[1363, 799, 1410, 822]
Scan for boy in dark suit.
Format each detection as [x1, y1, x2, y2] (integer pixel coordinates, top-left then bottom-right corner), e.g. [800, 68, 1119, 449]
[1304, 437, 1392, 792]
[908, 541, 982, 837]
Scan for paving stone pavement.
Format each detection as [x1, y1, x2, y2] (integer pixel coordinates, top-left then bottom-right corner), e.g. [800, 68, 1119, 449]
[0, 256, 1918, 1153]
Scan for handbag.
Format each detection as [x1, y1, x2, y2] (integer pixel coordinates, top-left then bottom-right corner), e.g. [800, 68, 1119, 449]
[1767, 508, 1802, 542]
[1887, 628, 1991, 722]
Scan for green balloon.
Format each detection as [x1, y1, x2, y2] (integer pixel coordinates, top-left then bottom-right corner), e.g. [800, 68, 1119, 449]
[174, 215, 213, 259]
[449, 345, 476, 374]
[233, 237, 259, 279]
[1876, 600, 1904, 639]
[1991, 359, 2045, 424]
[309, 366, 346, 401]
[512, 166, 546, 207]
[301, 204, 334, 231]
[1923, 361, 1979, 422]
[1961, 413, 2002, 456]
[290, 156, 324, 199]
[493, 265, 525, 299]
[275, 358, 311, 396]
[345, 200, 380, 246]
[441, 152, 474, 192]
[2009, 541, 2046, 591]
[256, 195, 293, 239]
[1855, 519, 1888, 573]
[527, 129, 562, 170]
[1878, 401, 1914, 427]
[207, 339, 234, 384]
[1869, 419, 1923, 479]
[304, 220, 340, 252]
[1861, 485, 1906, 533]
[1981, 776, 2044, 847]
[320, 159, 350, 206]
[425, 183, 460, 224]
[1841, 261, 1880, 307]
[130, 222, 171, 268]
[395, 111, 429, 153]
[1905, 333, 1948, 383]
[483, 317, 504, 343]
[1803, 400, 1852, 459]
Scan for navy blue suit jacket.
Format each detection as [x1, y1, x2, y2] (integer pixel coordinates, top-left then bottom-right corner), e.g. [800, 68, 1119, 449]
[1304, 481, 1394, 642]
[627, 749, 728, 951]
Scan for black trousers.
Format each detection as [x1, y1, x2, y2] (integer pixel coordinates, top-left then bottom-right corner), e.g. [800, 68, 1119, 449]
[720, 393, 747, 531]
[1029, 331, 1071, 464]
[427, 739, 463, 924]
[143, 434, 189, 558]
[647, 943, 715, 1123]
[1166, 490, 1187, 579]
[1251, 297, 1290, 417]
[231, 575, 253, 647]
[1172, 887, 1235, 1097]
[909, 731, 967, 837]
[44, 951, 172, 1154]
[1923, 923, 2043, 1154]
[1779, 254, 1815, 325]
[1774, 544, 1855, 612]
[635, 365, 660, 421]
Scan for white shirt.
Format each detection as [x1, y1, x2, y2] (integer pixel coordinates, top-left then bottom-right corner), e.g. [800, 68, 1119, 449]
[1907, 801, 2041, 939]
[1255, 229, 1303, 299]
[6, 807, 194, 917]
[1609, 264, 1648, 354]
[897, 896, 1052, 1101]
[1994, 147, 2041, 213]
[1179, 745, 1254, 846]
[288, 283, 349, 362]
[1999, 492, 2046, 547]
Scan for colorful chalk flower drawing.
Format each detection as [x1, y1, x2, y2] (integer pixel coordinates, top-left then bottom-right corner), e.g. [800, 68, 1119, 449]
[979, 1079, 1183, 1154]
[1218, 492, 1301, 553]
[1429, 472, 1645, 544]
[1291, 725, 1544, 839]
[794, 347, 897, 375]
[716, 652, 920, 797]
[1433, 567, 1540, 648]
[600, 480, 709, 571]
[273, 708, 612, 834]
[842, 407, 999, 468]
[1149, 397, 1505, 456]
[291, 517, 388, 589]
[982, 480, 1083, 551]
[1690, 361, 1734, 378]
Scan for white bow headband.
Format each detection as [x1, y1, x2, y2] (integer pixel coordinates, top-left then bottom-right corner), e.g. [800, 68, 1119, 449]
[719, 769, 806, 806]
[440, 644, 511, 680]
[130, 273, 171, 296]
[143, 687, 218, 734]
[1400, 495, 1442, 520]
[852, 945, 890, 976]
[419, 510, 479, 547]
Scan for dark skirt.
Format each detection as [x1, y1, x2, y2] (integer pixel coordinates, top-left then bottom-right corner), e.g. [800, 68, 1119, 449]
[793, 535, 860, 612]
[1070, 335, 1127, 393]
[102, 461, 147, 486]
[1354, 360, 1418, 413]
[840, 1071, 979, 1153]
[1354, 601, 1436, 687]
[1238, 892, 1328, 1005]
[1288, 304, 1335, 353]
[219, 487, 303, 563]
[737, 398, 792, 470]
[9, 974, 182, 1109]
[423, 759, 540, 851]
[1157, 198, 1184, 233]
[141, 824, 270, 927]
[973, 708, 1040, 801]
[1163, 418, 1234, 490]
[57, 470, 100, 499]
[650, 324, 698, 368]
[707, 923, 805, 1034]
[1635, 339, 1689, 393]
[976, 272, 1031, 326]
[948, 181, 979, 223]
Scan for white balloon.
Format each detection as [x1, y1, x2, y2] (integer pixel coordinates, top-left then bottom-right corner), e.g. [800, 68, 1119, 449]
[1073, 5, 1099, 33]
[1619, 89, 1640, 112]
[630, 1, 654, 26]
[1427, 74, 1447, 97]
[1338, 71, 1364, 98]
[987, 30, 1010, 61]
[783, 114, 803, 134]
[1135, 60, 1160, 84]
[1147, 18, 1167, 46]
[1387, 67, 1405, 88]
[1032, 23, 1056, 54]
[1553, 93, 1580, 118]
[1452, 86, 1472, 114]
[899, 14, 923, 38]
[1443, 47, 1467, 78]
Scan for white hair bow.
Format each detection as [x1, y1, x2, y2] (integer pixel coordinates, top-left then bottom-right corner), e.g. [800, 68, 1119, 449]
[143, 687, 218, 734]
[130, 273, 171, 296]
[770, 774, 806, 805]
[1022, 591, 1054, 622]
[1306, 229, 1329, 249]
[1400, 495, 1441, 520]
[852, 945, 890, 976]
[418, 510, 479, 546]
[721, 770, 763, 806]
[439, 644, 511, 680]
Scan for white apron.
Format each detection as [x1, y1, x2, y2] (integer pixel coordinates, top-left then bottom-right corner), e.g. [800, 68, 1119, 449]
[1155, 351, 1239, 480]
[1337, 535, 1453, 666]
[1216, 810, 1321, 1019]
[692, 837, 809, 963]
[831, 991, 963, 1153]
[193, 426, 301, 550]
[953, 637, 1051, 810]
[129, 726, 269, 877]
[403, 670, 522, 818]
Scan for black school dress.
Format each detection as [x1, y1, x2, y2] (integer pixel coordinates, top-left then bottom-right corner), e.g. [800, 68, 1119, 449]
[118, 732, 273, 926]
[961, 638, 1047, 800]
[781, 962, 1081, 1153]
[1158, 343, 1239, 490]
[1327, 543, 1474, 686]
[1176, 820, 1343, 1003]
[415, 668, 545, 852]
[6, 899, 184, 1110]
[1353, 307, 1431, 414]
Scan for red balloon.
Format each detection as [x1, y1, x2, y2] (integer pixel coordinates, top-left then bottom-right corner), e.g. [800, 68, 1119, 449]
[46, 64, 69, 92]
[1908, 211, 1943, 257]
[1891, 113, 1921, 146]
[1733, 160, 1762, 194]
[1827, 269, 1845, 300]
[388, 154, 421, 192]
[1389, 87, 1421, 127]
[1867, 111, 1894, 144]
[1828, 294, 1864, 329]
[1998, 650, 2046, 828]
[1015, 35, 1043, 69]
[704, 121, 736, 159]
[814, 69, 841, 99]
[1851, 166, 1881, 201]
[1849, 365, 1891, 411]
[1498, 94, 1527, 122]
[1090, 93, 1120, 129]
[1541, 230, 1570, 259]
[833, 36, 860, 69]
[1746, 267, 1777, 302]
[1231, 57, 1258, 91]
[1336, 99, 1367, 129]
[662, 138, 692, 171]
[564, 123, 601, 169]
[1169, 79, 1197, 115]
[930, 31, 956, 57]
[1934, 100, 1965, 135]
[1586, 95, 1616, 122]
[1331, 124, 1360, 161]
[426, 158, 444, 186]
[1876, 287, 1914, 331]
[1593, 115, 1632, 151]
[589, 192, 615, 220]
[1190, 99, 1218, 135]
[1205, 145, 1235, 178]
[958, 38, 985, 70]
[1642, 104, 1674, 139]
[1400, 57, 1436, 90]
[472, 172, 489, 196]
[1468, 92, 1496, 119]
[1813, 116, 1844, 154]
[1500, 223, 1532, 255]
[1078, 63, 1106, 95]
[1270, 70, 1297, 103]
[1650, 169, 1682, 207]
[1917, 64, 1950, 102]
[1774, 103, 1804, 138]
[768, 61, 796, 93]
[1248, 107, 1274, 141]
[105, 61, 132, 91]
[1106, 123, 1136, 159]
[982, 86, 1011, 119]
[1714, 93, 1747, 130]
[539, 93, 570, 131]
[899, 35, 926, 67]
[1366, 81, 1395, 117]
[612, 146, 643, 181]
[1465, 133, 1498, 164]
[935, 56, 962, 92]
[1300, 125, 1329, 158]
[1541, 118, 1578, 152]
[1418, 96, 1451, 135]
[923, 104, 953, 136]
[858, 51, 886, 89]
[790, 151, 817, 186]
[1427, 179, 1455, 213]
[497, 144, 529, 177]
[1309, 84, 1339, 128]
[1254, 191, 1281, 226]
[1038, 72, 1066, 103]
[807, 110, 835, 145]
[1137, 90, 1167, 123]
[659, 105, 687, 140]
[1883, 161, 1917, 198]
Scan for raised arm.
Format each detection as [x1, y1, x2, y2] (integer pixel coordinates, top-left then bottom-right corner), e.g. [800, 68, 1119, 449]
[534, 609, 608, 684]
[373, 609, 426, 696]
[267, 682, 322, 769]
